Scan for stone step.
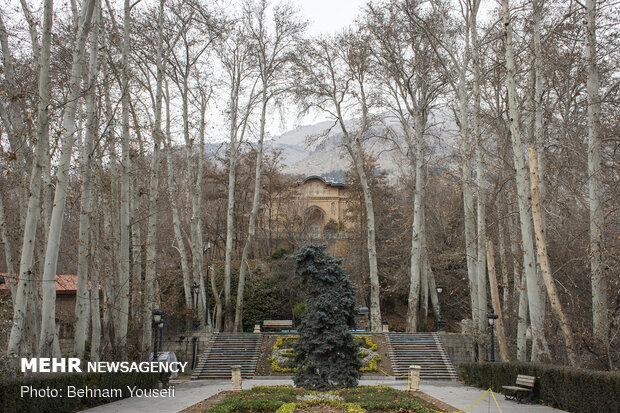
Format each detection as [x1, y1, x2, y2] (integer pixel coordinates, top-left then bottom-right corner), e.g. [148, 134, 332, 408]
[387, 332, 458, 381]
[191, 333, 263, 381]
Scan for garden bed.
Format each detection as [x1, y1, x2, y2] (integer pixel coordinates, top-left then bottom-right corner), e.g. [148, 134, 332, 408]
[255, 335, 393, 377]
[195, 385, 454, 412]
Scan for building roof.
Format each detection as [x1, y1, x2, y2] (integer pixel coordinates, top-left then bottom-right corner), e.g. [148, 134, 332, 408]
[302, 175, 345, 188]
[0, 273, 90, 295]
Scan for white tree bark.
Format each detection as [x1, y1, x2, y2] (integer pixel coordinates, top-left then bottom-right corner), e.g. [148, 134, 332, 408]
[6, 0, 53, 358]
[497, 211, 509, 312]
[406, 121, 425, 332]
[74, 0, 100, 358]
[0, 191, 16, 299]
[90, 198, 101, 361]
[529, 147, 578, 366]
[234, 94, 267, 332]
[471, 2, 487, 338]
[486, 240, 510, 362]
[117, 0, 132, 353]
[501, 0, 550, 362]
[508, 205, 528, 361]
[143, 0, 166, 351]
[39, 0, 96, 357]
[164, 80, 192, 309]
[458, 48, 479, 329]
[584, 0, 608, 345]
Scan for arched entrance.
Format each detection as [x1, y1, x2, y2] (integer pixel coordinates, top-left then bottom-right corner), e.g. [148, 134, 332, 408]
[305, 206, 326, 239]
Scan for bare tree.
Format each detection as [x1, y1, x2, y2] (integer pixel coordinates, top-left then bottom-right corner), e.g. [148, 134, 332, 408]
[292, 32, 382, 331]
[233, 0, 305, 332]
[221, 20, 260, 332]
[74, 0, 101, 359]
[582, 0, 608, 347]
[6, 0, 53, 358]
[500, 0, 550, 362]
[365, 0, 444, 331]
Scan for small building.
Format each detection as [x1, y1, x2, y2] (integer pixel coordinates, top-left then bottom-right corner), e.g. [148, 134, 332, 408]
[298, 175, 347, 238]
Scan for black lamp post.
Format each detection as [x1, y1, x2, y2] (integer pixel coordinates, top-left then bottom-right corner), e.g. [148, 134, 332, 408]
[205, 241, 212, 330]
[436, 284, 446, 332]
[192, 282, 200, 329]
[487, 311, 498, 362]
[152, 309, 164, 361]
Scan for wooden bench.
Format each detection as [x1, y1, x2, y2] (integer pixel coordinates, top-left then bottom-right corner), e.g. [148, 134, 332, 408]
[262, 320, 293, 331]
[502, 374, 536, 403]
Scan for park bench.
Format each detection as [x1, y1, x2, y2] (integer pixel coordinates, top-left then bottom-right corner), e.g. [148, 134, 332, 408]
[502, 374, 536, 403]
[262, 320, 293, 331]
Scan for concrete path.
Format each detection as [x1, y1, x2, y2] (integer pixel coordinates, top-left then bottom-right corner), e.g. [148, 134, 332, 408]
[418, 381, 567, 413]
[80, 378, 567, 413]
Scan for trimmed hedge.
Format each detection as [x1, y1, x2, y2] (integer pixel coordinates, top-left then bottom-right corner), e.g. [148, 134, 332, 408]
[0, 371, 159, 413]
[459, 362, 620, 413]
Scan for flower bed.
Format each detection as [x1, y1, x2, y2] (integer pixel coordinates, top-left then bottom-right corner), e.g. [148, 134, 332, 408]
[207, 385, 432, 412]
[270, 336, 381, 373]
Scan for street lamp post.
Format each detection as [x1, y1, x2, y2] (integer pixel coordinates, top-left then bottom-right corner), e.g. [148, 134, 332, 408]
[436, 285, 446, 332]
[487, 311, 498, 362]
[152, 309, 163, 361]
[192, 282, 200, 330]
[205, 241, 212, 330]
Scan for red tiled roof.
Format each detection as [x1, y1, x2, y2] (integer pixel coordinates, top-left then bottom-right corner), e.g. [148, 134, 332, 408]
[0, 273, 84, 295]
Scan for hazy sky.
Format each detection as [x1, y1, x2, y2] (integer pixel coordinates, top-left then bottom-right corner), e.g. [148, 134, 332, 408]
[293, 0, 369, 35]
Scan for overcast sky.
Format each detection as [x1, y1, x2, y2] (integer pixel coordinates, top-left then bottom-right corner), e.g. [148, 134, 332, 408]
[293, 0, 369, 35]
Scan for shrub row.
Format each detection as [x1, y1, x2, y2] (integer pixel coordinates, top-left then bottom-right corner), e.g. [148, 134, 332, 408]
[0, 371, 159, 413]
[459, 362, 620, 413]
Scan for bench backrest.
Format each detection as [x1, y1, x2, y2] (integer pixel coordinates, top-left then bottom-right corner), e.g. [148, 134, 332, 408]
[515, 375, 536, 388]
[263, 320, 293, 327]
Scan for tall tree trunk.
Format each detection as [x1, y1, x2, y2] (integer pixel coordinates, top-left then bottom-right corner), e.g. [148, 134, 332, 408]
[90, 195, 101, 361]
[74, 0, 100, 358]
[0, 191, 16, 299]
[343, 134, 381, 332]
[458, 49, 479, 332]
[39, 0, 96, 357]
[7, 0, 53, 358]
[486, 240, 510, 362]
[406, 121, 425, 332]
[501, 0, 550, 362]
[529, 147, 578, 366]
[471, 3, 487, 341]
[234, 94, 268, 332]
[584, 0, 608, 346]
[142, 0, 166, 351]
[165, 80, 192, 310]
[130, 176, 142, 322]
[117, 0, 132, 354]
[509, 210, 528, 361]
[497, 209, 510, 312]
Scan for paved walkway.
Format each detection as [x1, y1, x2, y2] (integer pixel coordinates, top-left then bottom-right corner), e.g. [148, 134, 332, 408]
[80, 378, 567, 413]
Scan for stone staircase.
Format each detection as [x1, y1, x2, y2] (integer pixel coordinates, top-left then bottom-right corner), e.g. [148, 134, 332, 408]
[191, 333, 263, 380]
[387, 332, 458, 380]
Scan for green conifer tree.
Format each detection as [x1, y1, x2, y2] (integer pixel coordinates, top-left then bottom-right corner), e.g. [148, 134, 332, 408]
[293, 244, 361, 390]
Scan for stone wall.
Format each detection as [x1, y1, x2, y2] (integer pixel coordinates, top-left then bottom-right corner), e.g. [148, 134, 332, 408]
[437, 332, 474, 368]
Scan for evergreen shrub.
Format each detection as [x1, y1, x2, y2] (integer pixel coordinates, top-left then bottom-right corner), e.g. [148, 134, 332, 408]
[293, 244, 361, 390]
[459, 362, 620, 413]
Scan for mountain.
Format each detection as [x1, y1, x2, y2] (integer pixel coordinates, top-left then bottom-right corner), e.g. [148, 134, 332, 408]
[267, 110, 458, 180]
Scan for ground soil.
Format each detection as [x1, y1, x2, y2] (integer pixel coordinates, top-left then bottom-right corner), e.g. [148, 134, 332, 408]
[255, 334, 394, 377]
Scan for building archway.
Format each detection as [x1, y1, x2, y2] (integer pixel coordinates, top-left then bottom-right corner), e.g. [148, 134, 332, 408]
[305, 206, 326, 239]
